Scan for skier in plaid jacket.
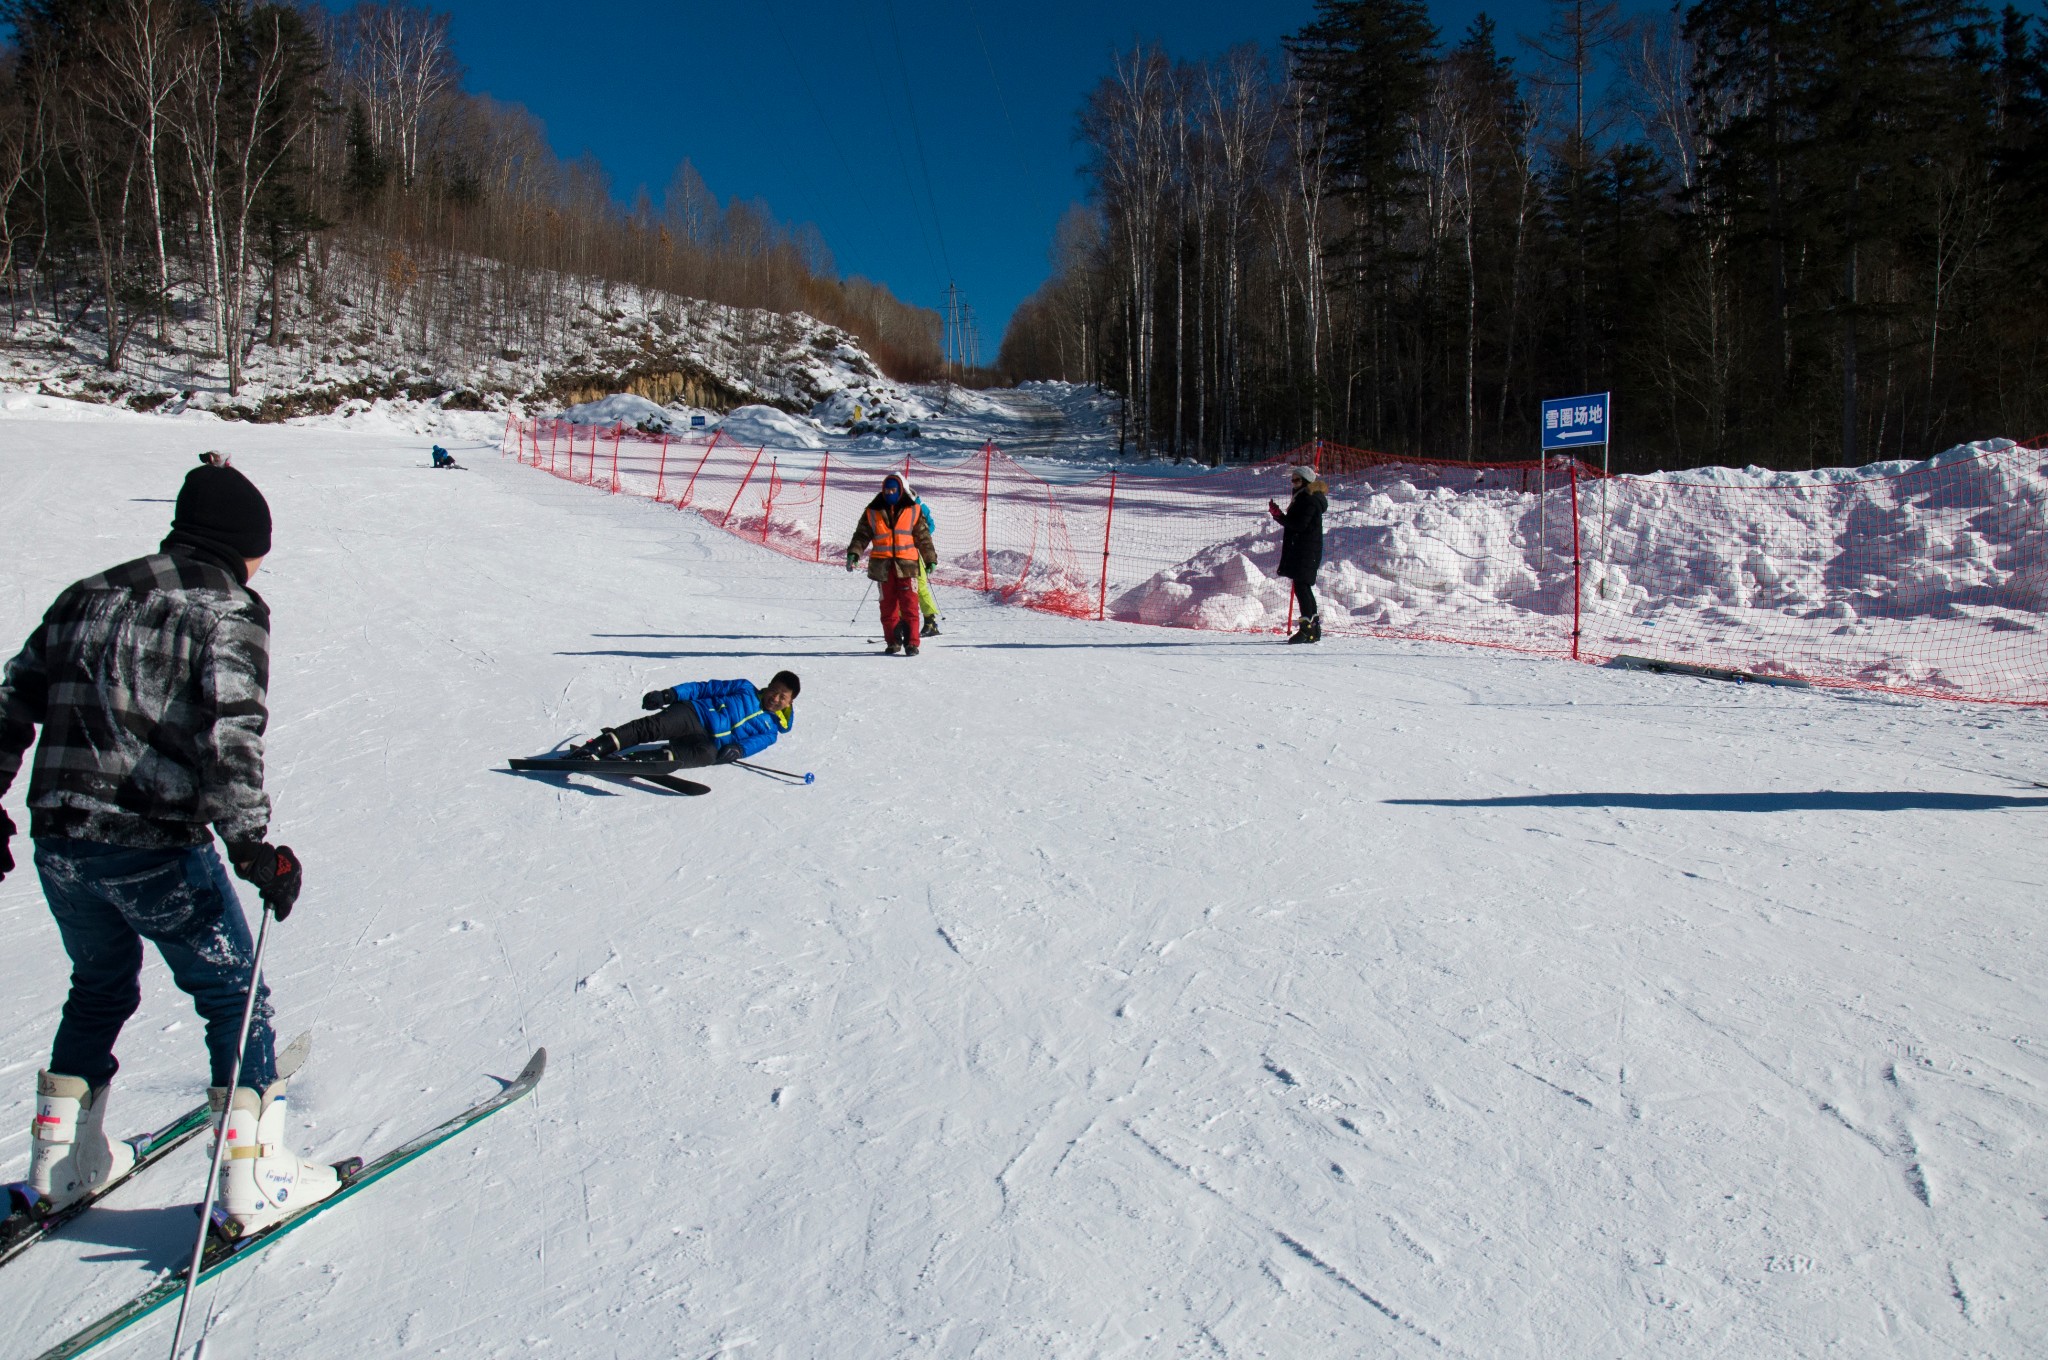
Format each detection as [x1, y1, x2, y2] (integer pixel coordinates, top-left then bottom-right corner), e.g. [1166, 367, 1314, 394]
[0, 464, 343, 1236]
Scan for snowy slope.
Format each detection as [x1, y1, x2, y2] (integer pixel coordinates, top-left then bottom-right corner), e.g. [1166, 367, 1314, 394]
[1, 410, 2045, 1358]
[0, 250, 889, 430]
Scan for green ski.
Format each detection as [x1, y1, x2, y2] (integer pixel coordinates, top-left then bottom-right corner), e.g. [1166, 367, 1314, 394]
[34, 1047, 545, 1360]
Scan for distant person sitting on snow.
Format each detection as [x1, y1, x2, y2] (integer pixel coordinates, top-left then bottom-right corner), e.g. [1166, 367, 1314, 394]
[431, 445, 457, 469]
[569, 672, 800, 767]
[912, 489, 941, 636]
[1269, 465, 1328, 644]
[0, 464, 342, 1236]
[845, 473, 937, 655]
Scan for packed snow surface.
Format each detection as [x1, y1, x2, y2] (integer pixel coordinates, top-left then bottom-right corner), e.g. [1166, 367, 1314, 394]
[2, 413, 2045, 1357]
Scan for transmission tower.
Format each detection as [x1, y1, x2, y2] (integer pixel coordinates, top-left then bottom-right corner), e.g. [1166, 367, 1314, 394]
[943, 282, 978, 381]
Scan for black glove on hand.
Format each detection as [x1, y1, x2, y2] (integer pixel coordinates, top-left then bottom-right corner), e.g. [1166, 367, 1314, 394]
[641, 688, 673, 710]
[0, 807, 14, 882]
[845, 553, 859, 573]
[717, 745, 743, 764]
[227, 841, 303, 920]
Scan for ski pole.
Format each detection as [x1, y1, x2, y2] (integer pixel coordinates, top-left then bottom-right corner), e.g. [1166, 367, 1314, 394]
[736, 759, 815, 785]
[848, 578, 872, 624]
[169, 897, 275, 1360]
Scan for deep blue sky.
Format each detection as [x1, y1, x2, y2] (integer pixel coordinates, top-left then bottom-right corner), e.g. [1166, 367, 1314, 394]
[381, 0, 1590, 348]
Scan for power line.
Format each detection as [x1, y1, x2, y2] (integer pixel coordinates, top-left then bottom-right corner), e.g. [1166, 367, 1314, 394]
[858, 20, 948, 291]
[884, 0, 956, 284]
[957, 0, 1034, 181]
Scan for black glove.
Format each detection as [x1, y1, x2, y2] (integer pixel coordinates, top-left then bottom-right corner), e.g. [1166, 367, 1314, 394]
[717, 745, 743, 764]
[227, 841, 303, 920]
[844, 552, 859, 573]
[0, 807, 14, 882]
[641, 688, 674, 710]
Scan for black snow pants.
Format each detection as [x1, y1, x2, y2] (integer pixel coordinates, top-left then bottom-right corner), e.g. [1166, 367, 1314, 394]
[607, 703, 719, 767]
[1292, 576, 1318, 621]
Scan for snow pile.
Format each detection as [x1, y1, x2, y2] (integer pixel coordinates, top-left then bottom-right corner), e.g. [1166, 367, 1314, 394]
[802, 380, 1123, 461]
[717, 404, 828, 449]
[289, 395, 511, 442]
[554, 393, 720, 435]
[0, 390, 197, 423]
[812, 382, 934, 429]
[1113, 474, 1559, 632]
[1110, 441, 2048, 693]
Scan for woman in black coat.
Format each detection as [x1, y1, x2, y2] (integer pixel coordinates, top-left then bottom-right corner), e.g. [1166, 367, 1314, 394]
[1269, 466, 1328, 643]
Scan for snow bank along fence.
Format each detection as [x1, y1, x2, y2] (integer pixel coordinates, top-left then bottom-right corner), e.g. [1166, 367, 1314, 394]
[500, 415, 2048, 705]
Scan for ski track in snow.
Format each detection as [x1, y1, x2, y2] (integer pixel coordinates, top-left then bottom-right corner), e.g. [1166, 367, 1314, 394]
[0, 416, 2044, 1357]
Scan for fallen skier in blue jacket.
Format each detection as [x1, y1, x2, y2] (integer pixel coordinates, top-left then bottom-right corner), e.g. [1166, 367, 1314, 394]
[569, 672, 798, 767]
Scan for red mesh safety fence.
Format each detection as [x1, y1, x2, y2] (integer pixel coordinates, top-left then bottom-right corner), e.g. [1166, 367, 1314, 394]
[500, 414, 2048, 705]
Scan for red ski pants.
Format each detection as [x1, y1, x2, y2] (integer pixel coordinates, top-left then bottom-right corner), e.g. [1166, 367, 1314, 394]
[879, 575, 921, 646]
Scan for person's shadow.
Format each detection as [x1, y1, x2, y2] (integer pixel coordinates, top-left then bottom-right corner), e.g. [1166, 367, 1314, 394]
[41, 1203, 197, 1268]
[1386, 791, 2048, 813]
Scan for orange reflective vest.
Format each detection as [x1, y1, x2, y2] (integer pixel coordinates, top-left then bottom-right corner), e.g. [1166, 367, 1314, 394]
[865, 502, 922, 559]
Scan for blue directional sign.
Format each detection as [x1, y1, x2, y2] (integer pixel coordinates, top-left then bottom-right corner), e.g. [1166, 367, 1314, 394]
[1541, 392, 1611, 450]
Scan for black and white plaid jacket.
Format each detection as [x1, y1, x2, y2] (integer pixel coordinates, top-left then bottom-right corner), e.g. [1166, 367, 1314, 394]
[0, 547, 272, 849]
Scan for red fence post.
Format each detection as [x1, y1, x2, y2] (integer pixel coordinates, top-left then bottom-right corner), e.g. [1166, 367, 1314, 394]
[1097, 471, 1118, 621]
[981, 441, 993, 592]
[721, 445, 765, 528]
[609, 424, 623, 492]
[655, 435, 670, 501]
[1568, 457, 1583, 661]
[814, 452, 830, 562]
[548, 419, 559, 472]
[680, 431, 720, 508]
[760, 459, 779, 543]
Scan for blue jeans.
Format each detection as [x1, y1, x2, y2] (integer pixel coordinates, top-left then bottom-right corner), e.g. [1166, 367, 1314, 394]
[33, 839, 277, 1090]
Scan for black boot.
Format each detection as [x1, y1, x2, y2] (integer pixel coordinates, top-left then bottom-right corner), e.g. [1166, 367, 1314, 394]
[1286, 622, 1311, 644]
[885, 623, 905, 656]
[1306, 614, 1322, 643]
[568, 729, 621, 759]
[922, 614, 941, 636]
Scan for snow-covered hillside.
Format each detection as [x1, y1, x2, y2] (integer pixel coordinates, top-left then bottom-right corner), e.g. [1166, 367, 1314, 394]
[2, 407, 2044, 1357]
[0, 250, 889, 433]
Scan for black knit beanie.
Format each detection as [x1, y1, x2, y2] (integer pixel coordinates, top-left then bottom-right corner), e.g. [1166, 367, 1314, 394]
[169, 465, 271, 560]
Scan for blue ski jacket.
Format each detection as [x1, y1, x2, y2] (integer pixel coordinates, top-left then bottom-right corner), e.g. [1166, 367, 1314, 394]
[657, 679, 791, 758]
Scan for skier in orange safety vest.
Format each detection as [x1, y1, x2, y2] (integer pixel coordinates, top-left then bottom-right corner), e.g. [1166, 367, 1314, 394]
[845, 473, 938, 656]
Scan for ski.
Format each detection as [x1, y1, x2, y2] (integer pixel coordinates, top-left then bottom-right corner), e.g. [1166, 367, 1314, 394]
[634, 772, 712, 796]
[508, 755, 710, 794]
[0, 1032, 312, 1271]
[32, 1048, 546, 1360]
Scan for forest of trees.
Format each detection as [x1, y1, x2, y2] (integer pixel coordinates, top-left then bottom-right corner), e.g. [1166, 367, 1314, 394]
[0, 0, 944, 397]
[998, 0, 2048, 472]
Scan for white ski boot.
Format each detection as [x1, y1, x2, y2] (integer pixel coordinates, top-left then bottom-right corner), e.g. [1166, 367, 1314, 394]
[28, 1072, 136, 1213]
[216, 1078, 342, 1236]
